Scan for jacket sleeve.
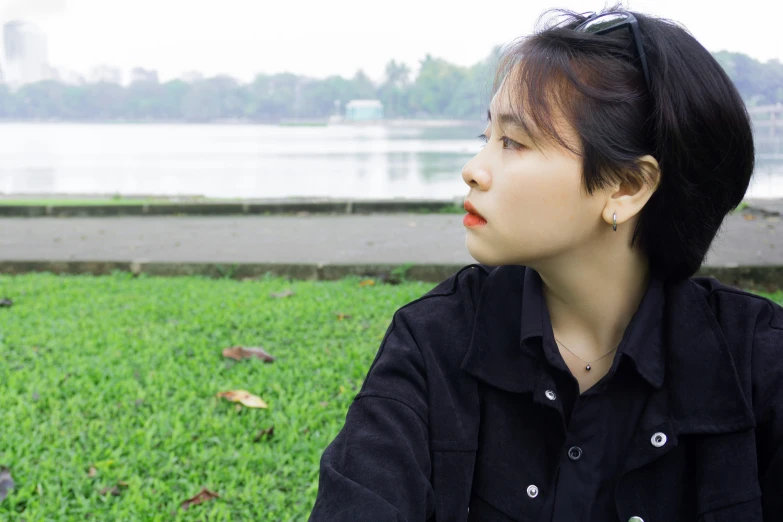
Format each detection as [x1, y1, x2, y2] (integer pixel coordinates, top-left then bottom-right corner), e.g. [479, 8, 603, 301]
[308, 310, 435, 522]
[751, 298, 783, 517]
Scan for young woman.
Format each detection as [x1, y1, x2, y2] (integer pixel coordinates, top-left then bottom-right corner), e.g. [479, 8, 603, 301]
[309, 5, 783, 521]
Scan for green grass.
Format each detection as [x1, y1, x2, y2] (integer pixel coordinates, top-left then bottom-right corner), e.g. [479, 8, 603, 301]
[732, 200, 750, 213]
[0, 272, 433, 520]
[0, 272, 779, 520]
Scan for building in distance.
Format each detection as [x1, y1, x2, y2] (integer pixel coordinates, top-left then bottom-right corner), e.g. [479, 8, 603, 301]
[2, 20, 51, 89]
[344, 99, 384, 122]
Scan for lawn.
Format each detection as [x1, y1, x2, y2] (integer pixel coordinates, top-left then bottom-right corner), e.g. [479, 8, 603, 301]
[0, 272, 779, 520]
[0, 272, 433, 520]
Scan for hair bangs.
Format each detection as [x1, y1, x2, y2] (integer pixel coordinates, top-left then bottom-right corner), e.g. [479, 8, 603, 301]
[491, 41, 587, 158]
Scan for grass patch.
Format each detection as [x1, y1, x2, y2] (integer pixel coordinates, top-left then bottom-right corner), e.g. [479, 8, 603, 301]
[0, 272, 779, 519]
[409, 204, 463, 214]
[0, 272, 433, 520]
[730, 200, 750, 214]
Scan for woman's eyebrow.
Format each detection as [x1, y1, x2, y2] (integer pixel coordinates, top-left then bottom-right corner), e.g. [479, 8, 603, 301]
[486, 109, 540, 140]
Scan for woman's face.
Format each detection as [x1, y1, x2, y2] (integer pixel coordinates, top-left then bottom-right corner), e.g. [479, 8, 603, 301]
[461, 81, 611, 267]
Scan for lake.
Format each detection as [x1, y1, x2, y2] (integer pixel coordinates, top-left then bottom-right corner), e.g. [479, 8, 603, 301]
[0, 122, 781, 200]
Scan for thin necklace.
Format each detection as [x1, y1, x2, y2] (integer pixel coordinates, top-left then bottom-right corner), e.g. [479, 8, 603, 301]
[554, 337, 618, 372]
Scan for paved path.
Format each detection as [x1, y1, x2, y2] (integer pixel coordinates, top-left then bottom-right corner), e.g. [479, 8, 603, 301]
[0, 206, 780, 267]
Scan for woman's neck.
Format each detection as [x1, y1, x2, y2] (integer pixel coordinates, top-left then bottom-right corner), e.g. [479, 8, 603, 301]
[532, 248, 652, 371]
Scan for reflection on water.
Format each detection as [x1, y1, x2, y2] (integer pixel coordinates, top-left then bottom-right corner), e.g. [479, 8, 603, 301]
[0, 122, 780, 199]
[0, 166, 56, 193]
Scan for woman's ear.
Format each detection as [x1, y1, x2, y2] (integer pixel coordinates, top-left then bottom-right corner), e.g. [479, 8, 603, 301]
[603, 155, 661, 228]
[637, 154, 661, 192]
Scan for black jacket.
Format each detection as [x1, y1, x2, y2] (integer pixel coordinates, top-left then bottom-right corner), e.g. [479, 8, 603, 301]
[308, 264, 783, 521]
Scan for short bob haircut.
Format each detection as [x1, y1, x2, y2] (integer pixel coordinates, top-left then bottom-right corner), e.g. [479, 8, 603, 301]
[490, 4, 755, 283]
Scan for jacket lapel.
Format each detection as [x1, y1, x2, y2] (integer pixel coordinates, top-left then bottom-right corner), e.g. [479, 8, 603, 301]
[459, 265, 539, 395]
[460, 265, 756, 469]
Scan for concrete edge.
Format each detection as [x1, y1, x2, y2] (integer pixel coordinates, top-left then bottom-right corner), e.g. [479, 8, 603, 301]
[0, 199, 463, 217]
[0, 260, 781, 289]
[0, 200, 775, 218]
[0, 261, 468, 284]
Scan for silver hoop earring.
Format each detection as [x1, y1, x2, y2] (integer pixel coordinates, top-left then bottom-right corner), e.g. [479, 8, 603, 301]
[612, 212, 617, 232]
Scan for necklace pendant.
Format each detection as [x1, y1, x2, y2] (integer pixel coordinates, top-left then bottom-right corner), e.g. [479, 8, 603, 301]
[585, 364, 591, 371]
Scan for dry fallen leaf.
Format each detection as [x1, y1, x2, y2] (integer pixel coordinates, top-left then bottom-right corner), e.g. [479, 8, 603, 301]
[359, 279, 375, 287]
[270, 289, 295, 298]
[0, 467, 14, 503]
[87, 465, 98, 478]
[253, 426, 275, 442]
[222, 346, 275, 363]
[743, 214, 756, 221]
[216, 390, 268, 408]
[181, 488, 220, 511]
[99, 481, 129, 497]
[335, 312, 352, 321]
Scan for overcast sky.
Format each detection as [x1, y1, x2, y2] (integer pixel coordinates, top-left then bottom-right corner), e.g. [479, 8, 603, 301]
[1, 0, 781, 84]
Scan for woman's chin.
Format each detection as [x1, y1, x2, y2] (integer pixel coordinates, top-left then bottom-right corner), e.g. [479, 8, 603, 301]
[465, 236, 507, 266]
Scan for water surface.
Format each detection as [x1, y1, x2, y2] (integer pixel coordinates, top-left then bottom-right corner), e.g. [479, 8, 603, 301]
[0, 122, 779, 200]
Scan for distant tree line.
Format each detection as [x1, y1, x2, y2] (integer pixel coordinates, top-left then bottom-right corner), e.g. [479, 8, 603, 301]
[0, 48, 780, 123]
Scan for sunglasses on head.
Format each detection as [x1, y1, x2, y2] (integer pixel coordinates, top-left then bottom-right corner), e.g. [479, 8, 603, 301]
[573, 11, 651, 93]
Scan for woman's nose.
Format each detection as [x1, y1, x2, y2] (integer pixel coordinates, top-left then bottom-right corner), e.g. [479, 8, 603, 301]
[461, 157, 491, 190]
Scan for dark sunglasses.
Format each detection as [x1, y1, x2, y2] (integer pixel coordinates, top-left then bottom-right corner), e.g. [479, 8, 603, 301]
[573, 11, 651, 92]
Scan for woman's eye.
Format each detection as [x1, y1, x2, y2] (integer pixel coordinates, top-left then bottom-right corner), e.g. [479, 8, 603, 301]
[476, 134, 524, 151]
[500, 136, 524, 150]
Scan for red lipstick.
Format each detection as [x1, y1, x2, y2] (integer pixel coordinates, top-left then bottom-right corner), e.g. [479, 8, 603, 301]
[463, 200, 487, 228]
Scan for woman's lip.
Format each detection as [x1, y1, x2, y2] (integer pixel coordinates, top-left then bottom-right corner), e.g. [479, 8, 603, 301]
[463, 213, 487, 228]
[463, 200, 486, 220]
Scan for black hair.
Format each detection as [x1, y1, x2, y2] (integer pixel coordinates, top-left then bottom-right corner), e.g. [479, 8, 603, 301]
[491, 3, 755, 282]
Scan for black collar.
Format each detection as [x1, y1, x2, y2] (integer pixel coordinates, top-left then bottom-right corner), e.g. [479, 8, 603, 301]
[460, 265, 755, 435]
[520, 265, 665, 389]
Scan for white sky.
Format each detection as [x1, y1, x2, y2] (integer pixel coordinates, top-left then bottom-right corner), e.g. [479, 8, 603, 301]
[1, 0, 782, 84]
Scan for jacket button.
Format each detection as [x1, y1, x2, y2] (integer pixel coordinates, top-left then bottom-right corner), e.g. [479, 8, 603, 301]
[650, 432, 667, 448]
[545, 390, 556, 400]
[628, 517, 644, 522]
[568, 446, 583, 461]
[526, 485, 539, 498]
